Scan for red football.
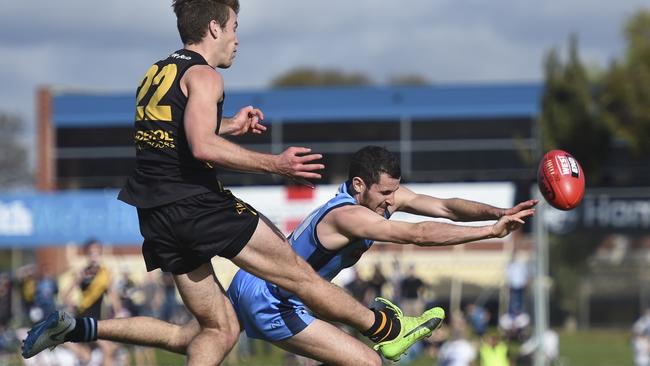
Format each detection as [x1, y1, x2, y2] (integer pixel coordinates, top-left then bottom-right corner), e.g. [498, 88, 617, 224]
[537, 150, 585, 210]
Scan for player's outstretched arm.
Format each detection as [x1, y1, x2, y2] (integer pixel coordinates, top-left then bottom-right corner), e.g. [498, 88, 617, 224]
[396, 186, 538, 222]
[328, 205, 535, 247]
[182, 66, 323, 185]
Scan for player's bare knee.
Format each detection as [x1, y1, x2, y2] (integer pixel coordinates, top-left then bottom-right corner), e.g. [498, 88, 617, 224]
[166, 323, 194, 354]
[343, 351, 382, 366]
[224, 323, 240, 349]
[226, 329, 239, 350]
[166, 340, 188, 355]
[194, 310, 235, 333]
[200, 316, 238, 345]
[360, 351, 382, 366]
[202, 327, 238, 350]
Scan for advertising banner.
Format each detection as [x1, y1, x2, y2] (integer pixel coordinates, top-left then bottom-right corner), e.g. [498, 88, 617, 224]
[0, 182, 515, 247]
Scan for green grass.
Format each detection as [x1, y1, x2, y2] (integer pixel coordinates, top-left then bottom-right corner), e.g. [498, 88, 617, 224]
[153, 329, 633, 365]
[557, 328, 632, 366]
[154, 345, 287, 366]
[153, 349, 185, 365]
[4, 329, 634, 365]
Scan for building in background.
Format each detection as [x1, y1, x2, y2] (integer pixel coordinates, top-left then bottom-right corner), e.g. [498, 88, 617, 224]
[38, 83, 542, 190]
[5, 82, 644, 328]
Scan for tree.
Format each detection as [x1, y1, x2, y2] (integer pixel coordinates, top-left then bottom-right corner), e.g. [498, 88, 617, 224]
[0, 113, 31, 188]
[387, 74, 430, 86]
[541, 10, 650, 324]
[599, 10, 650, 155]
[540, 35, 611, 322]
[539, 35, 611, 186]
[270, 67, 372, 87]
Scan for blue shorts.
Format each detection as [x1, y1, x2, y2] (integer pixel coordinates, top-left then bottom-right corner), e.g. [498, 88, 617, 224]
[227, 269, 315, 342]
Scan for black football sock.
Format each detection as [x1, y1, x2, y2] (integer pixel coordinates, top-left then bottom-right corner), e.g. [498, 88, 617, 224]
[362, 308, 401, 343]
[64, 317, 98, 343]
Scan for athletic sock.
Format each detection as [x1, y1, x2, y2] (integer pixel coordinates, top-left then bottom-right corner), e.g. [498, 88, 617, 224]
[362, 308, 401, 343]
[64, 317, 98, 343]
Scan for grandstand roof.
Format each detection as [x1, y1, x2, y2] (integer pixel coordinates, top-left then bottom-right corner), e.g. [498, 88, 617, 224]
[52, 82, 543, 127]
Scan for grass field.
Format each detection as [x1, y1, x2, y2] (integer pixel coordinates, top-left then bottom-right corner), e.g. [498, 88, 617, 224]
[557, 329, 632, 366]
[6, 328, 632, 365]
[151, 328, 633, 366]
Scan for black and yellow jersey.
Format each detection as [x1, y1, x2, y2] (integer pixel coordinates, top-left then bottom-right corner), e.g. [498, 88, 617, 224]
[78, 264, 111, 319]
[119, 49, 224, 208]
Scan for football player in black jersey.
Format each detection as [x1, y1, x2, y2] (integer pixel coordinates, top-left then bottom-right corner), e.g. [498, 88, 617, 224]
[22, 1, 447, 364]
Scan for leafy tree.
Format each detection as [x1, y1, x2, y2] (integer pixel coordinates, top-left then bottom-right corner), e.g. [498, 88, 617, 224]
[387, 74, 430, 86]
[539, 35, 611, 186]
[540, 35, 610, 323]
[542, 10, 650, 324]
[0, 113, 31, 188]
[600, 10, 650, 155]
[270, 67, 372, 87]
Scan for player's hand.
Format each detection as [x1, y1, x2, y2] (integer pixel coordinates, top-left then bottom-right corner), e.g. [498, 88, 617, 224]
[227, 105, 266, 136]
[276, 147, 324, 188]
[491, 208, 535, 237]
[503, 199, 539, 216]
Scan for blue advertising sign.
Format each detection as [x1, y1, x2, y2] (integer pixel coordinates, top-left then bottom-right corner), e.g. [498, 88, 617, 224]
[0, 190, 141, 247]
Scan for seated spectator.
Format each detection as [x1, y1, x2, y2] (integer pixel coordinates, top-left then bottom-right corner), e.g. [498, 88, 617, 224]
[438, 328, 477, 366]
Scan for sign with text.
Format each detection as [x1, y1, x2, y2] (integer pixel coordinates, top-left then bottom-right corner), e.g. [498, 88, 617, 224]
[0, 182, 515, 247]
[0, 190, 139, 247]
[544, 188, 650, 234]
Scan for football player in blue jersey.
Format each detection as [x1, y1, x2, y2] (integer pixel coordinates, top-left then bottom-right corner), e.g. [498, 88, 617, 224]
[226, 145, 537, 364]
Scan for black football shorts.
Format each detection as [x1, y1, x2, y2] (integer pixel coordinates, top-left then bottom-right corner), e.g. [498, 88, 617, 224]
[137, 191, 259, 274]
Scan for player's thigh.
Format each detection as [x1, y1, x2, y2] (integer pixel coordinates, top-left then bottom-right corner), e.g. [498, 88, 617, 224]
[231, 214, 313, 290]
[173, 263, 239, 333]
[273, 319, 381, 366]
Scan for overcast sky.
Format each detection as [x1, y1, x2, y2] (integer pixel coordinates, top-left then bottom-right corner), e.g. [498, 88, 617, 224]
[1, 0, 647, 152]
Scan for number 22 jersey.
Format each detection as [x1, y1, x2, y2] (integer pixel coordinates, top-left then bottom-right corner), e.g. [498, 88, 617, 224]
[119, 49, 225, 208]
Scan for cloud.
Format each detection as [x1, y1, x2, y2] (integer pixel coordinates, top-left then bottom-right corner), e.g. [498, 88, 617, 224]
[232, 0, 647, 86]
[0, 0, 647, 149]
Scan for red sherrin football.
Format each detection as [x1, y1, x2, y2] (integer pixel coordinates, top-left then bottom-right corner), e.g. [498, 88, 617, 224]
[537, 150, 585, 210]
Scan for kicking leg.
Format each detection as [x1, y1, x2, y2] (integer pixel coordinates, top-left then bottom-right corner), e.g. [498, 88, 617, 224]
[231, 216, 375, 331]
[232, 214, 445, 362]
[273, 319, 381, 366]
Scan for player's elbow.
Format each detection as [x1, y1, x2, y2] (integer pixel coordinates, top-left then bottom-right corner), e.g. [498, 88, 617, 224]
[189, 141, 210, 161]
[410, 223, 452, 247]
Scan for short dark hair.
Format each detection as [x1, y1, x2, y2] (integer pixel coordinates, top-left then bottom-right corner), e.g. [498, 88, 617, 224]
[82, 238, 101, 253]
[172, 0, 240, 45]
[348, 146, 401, 186]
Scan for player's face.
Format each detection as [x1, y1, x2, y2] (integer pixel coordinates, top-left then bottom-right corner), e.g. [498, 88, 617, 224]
[216, 8, 239, 69]
[359, 173, 400, 216]
[86, 243, 102, 265]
